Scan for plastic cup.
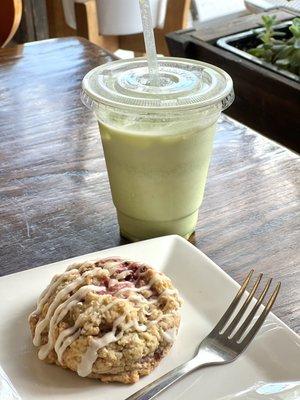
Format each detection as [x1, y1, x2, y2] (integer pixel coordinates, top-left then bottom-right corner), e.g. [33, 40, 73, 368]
[81, 57, 234, 241]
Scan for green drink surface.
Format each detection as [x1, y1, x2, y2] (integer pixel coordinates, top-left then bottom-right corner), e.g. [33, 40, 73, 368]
[99, 120, 216, 239]
[82, 57, 233, 240]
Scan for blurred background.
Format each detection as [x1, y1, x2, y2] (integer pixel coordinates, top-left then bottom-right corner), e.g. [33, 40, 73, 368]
[2, 0, 248, 55]
[1, 0, 299, 151]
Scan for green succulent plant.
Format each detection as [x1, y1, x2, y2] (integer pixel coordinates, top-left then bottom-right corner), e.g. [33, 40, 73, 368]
[248, 15, 300, 76]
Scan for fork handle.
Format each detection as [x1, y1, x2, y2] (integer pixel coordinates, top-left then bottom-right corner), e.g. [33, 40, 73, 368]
[125, 358, 202, 400]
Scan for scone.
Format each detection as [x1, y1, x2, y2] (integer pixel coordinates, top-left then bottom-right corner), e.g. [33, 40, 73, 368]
[29, 257, 182, 383]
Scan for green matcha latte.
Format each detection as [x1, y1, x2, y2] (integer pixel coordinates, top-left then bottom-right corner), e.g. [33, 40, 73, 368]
[82, 58, 233, 241]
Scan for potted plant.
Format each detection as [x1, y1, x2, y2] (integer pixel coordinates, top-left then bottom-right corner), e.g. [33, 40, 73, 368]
[217, 15, 300, 82]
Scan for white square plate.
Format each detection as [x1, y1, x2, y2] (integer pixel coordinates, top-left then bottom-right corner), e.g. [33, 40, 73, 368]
[0, 235, 299, 400]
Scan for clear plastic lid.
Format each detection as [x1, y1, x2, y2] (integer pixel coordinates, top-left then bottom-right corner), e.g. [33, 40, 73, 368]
[81, 57, 234, 112]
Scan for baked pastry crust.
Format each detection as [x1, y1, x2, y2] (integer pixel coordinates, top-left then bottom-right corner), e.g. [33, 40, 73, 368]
[29, 257, 182, 383]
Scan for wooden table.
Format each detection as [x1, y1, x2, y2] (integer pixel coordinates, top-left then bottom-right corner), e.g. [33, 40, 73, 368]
[0, 38, 299, 333]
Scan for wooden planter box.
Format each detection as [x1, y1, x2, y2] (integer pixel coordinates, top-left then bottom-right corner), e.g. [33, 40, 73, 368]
[166, 12, 300, 152]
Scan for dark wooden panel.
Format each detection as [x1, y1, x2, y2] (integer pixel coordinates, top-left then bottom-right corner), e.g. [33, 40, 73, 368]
[31, 0, 48, 40]
[0, 38, 299, 333]
[46, 0, 77, 38]
[14, 0, 35, 43]
[13, 0, 49, 43]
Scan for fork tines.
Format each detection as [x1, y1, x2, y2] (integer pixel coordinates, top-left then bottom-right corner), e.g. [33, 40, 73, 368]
[214, 270, 281, 346]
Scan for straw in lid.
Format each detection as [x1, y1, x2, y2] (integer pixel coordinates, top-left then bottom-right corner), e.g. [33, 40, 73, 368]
[81, 57, 234, 112]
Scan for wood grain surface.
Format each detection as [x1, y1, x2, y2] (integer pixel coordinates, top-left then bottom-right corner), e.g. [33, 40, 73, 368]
[0, 38, 299, 333]
[191, 11, 292, 43]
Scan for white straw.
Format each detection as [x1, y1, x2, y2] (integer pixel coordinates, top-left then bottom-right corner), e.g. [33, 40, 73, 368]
[139, 0, 159, 86]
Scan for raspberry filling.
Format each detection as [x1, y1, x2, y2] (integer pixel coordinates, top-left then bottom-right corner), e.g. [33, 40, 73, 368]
[95, 260, 148, 297]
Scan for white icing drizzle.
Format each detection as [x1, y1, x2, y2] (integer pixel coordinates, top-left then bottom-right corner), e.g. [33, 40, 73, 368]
[103, 262, 123, 275]
[146, 288, 179, 304]
[133, 320, 147, 332]
[114, 274, 161, 297]
[31, 258, 180, 378]
[116, 270, 132, 280]
[55, 313, 86, 362]
[149, 312, 178, 325]
[162, 327, 177, 343]
[57, 329, 81, 363]
[32, 262, 126, 354]
[33, 266, 110, 346]
[77, 315, 126, 377]
[29, 269, 78, 321]
[127, 293, 150, 304]
[33, 280, 80, 346]
[161, 288, 178, 296]
[77, 315, 148, 377]
[66, 263, 81, 271]
[38, 285, 103, 359]
[55, 297, 125, 363]
[115, 284, 150, 295]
